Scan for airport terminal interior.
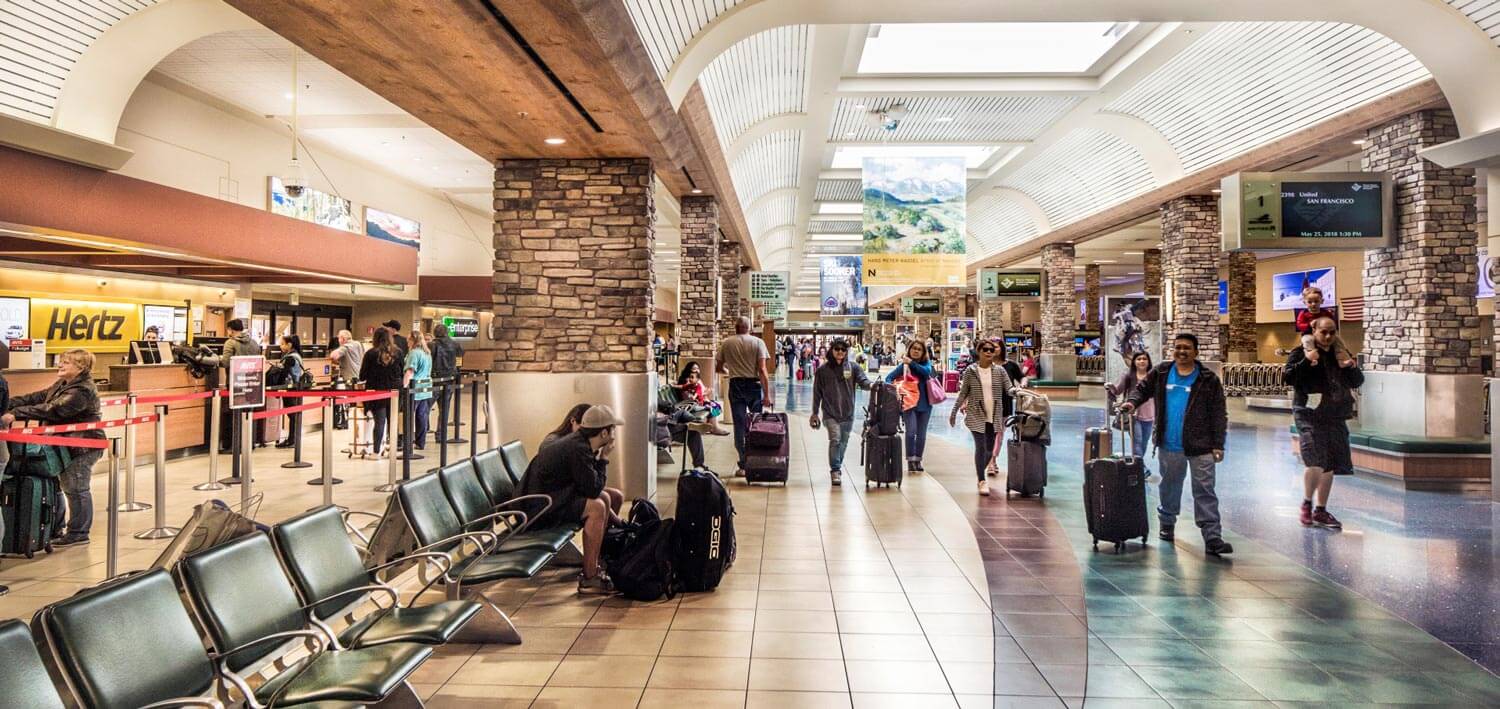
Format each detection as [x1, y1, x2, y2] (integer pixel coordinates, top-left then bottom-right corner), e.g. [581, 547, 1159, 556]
[2, 1, 1500, 707]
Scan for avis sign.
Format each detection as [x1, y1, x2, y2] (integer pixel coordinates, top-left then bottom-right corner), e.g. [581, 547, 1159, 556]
[31, 299, 142, 353]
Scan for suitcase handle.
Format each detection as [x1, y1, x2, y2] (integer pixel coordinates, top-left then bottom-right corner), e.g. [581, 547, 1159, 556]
[1114, 408, 1135, 460]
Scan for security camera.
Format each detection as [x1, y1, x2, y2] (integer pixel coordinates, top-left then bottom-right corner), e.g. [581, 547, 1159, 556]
[283, 176, 307, 198]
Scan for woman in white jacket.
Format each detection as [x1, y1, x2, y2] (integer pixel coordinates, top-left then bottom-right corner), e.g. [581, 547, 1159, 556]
[949, 340, 1019, 496]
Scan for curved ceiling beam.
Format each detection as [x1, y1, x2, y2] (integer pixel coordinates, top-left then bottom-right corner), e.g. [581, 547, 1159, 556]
[663, 0, 1500, 136]
[755, 225, 796, 251]
[726, 112, 810, 162]
[1088, 111, 1184, 184]
[987, 187, 1051, 233]
[52, 0, 259, 144]
[742, 186, 801, 217]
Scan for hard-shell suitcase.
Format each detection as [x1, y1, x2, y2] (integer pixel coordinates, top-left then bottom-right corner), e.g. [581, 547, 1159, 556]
[1084, 412, 1149, 553]
[1084, 427, 1111, 470]
[862, 432, 903, 488]
[744, 412, 789, 485]
[1006, 439, 1047, 497]
[1, 474, 61, 558]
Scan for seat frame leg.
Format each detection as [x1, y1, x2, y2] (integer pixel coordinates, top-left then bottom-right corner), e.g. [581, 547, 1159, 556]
[445, 587, 524, 645]
[372, 680, 425, 708]
[552, 538, 584, 567]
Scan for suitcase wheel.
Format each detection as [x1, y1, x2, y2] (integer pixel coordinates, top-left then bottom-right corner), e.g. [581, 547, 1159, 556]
[1091, 538, 1098, 551]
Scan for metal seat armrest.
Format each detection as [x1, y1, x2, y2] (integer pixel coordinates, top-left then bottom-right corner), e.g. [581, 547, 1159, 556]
[492, 494, 550, 534]
[368, 552, 454, 605]
[215, 630, 330, 709]
[211, 629, 330, 663]
[302, 584, 400, 613]
[139, 698, 225, 709]
[411, 530, 499, 558]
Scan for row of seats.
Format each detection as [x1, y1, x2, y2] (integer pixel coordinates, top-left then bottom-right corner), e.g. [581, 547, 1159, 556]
[0, 441, 571, 708]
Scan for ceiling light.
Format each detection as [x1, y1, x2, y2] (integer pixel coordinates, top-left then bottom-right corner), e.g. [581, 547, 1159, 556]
[1210, 188, 1221, 194]
[544, 137, 566, 145]
[1126, 271, 1143, 275]
[853, 104, 867, 110]
[844, 131, 856, 137]
[691, 188, 703, 194]
[284, 92, 293, 100]
[1093, 260, 1116, 264]
[1122, 251, 1142, 255]
[1352, 139, 1367, 146]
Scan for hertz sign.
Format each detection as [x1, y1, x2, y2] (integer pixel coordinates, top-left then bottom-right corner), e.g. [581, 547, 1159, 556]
[31, 299, 142, 353]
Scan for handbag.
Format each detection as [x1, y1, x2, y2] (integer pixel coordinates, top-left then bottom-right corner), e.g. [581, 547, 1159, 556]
[896, 370, 921, 411]
[925, 376, 948, 405]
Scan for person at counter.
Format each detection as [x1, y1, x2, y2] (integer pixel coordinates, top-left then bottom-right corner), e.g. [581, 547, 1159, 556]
[0, 369, 8, 595]
[332, 329, 364, 381]
[1, 349, 105, 547]
[360, 328, 404, 456]
[144, 326, 160, 342]
[383, 320, 409, 354]
[196, 318, 264, 451]
[272, 335, 306, 449]
[430, 323, 463, 444]
[403, 330, 433, 450]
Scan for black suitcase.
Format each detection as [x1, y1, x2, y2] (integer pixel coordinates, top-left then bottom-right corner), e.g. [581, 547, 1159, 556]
[2, 474, 61, 558]
[1084, 412, 1149, 552]
[744, 412, 789, 485]
[862, 431, 903, 488]
[866, 382, 903, 437]
[1006, 439, 1047, 497]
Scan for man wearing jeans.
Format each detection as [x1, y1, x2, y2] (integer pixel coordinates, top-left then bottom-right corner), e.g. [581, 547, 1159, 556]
[1120, 333, 1232, 556]
[716, 316, 773, 477]
[809, 339, 872, 487]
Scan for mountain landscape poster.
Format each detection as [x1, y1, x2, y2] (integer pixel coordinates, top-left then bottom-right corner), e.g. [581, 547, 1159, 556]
[365, 207, 421, 249]
[862, 156, 966, 286]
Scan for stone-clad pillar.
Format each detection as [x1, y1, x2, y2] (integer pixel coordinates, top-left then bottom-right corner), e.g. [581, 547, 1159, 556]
[677, 196, 719, 368]
[1360, 109, 1482, 437]
[1160, 196, 1222, 364]
[1040, 243, 1076, 380]
[979, 300, 1004, 340]
[1084, 264, 1102, 331]
[491, 157, 656, 499]
[1143, 248, 1163, 297]
[718, 240, 742, 340]
[1007, 302, 1024, 331]
[1227, 251, 1258, 362]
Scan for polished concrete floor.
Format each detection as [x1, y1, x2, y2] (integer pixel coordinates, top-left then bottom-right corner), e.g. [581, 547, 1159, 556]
[1, 376, 1497, 707]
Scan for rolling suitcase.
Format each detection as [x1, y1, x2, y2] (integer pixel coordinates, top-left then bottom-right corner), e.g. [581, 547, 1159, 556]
[862, 431, 903, 488]
[744, 412, 789, 485]
[1, 474, 61, 558]
[1084, 426, 1111, 470]
[1084, 411, 1149, 553]
[1006, 439, 1047, 497]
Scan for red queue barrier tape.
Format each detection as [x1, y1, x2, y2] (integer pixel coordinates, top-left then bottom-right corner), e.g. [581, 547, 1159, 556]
[0, 431, 111, 449]
[99, 396, 129, 407]
[249, 400, 325, 420]
[14, 415, 159, 435]
[134, 390, 221, 405]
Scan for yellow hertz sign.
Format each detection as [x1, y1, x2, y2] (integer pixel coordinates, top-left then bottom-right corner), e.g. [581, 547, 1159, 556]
[31, 299, 143, 353]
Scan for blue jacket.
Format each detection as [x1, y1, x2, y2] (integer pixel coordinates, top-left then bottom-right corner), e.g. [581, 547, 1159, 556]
[886, 361, 935, 413]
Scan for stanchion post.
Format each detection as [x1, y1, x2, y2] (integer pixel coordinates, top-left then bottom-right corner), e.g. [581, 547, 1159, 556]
[106, 437, 120, 579]
[376, 393, 399, 492]
[135, 405, 179, 539]
[438, 381, 450, 469]
[468, 379, 479, 458]
[401, 388, 414, 479]
[283, 393, 312, 470]
[117, 393, 150, 511]
[449, 374, 467, 445]
[319, 397, 336, 507]
[240, 410, 254, 509]
[196, 389, 227, 491]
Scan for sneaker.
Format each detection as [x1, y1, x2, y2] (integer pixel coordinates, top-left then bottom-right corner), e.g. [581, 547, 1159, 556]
[1299, 500, 1314, 527]
[978, 480, 991, 496]
[577, 572, 616, 596]
[914, 460, 925, 472]
[1158, 526, 1175, 543]
[0, 584, 7, 596]
[1205, 538, 1234, 556]
[1311, 509, 1342, 529]
[831, 469, 842, 487]
[54, 534, 90, 548]
[985, 463, 998, 477]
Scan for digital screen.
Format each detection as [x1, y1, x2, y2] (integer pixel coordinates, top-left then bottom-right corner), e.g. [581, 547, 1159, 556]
[1074, 331, 1101, 356]
[1271, 268, 1336, 311]
[912, 297, 941, 315]
[1218, 281, 1228, 315]
[1279, 181, 1383, 238]
[979, 270, 1043, 299]
[874, 310, 896, 322]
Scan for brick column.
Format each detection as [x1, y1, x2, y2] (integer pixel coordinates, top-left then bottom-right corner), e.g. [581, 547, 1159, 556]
[1040, 243, 1077, 380]
[1007, 301, 1024, 331]
[1084, 264, 1102, 331]
[979, 300, 1005, 339]
[1160, 196, 1222, 364]
[677, 196, 719, 365]
[718, 240, 742, 340]
[491, 157, 656, 498]
[1226, 250, 1258, 362]
[1143, 248, 1163, 297]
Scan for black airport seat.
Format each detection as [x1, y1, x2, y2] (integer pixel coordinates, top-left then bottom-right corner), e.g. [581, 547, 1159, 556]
[472, 447, 516, 495]
[176, 533, 431, 708]
[394, 473, 553, 587]
[272, 505, 481, 650]
[0, 619, 67, 709]
[499, 440, 531, 484]
[34, 570, 225, 709]
[437, 460, 574, 555]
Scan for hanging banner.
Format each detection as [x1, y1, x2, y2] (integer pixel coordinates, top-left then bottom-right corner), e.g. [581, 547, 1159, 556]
[946, 318, 976, 371]
[1104, 296, 1162, 386]
[901, 298, 914, 316]
[819, 256, 867, 316]
[862, 156, 966, 286]
[748, 271, 790, 304]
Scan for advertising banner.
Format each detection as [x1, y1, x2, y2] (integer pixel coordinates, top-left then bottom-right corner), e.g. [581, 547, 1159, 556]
[1104, 296, 1162, 386]
[946, 318, 976, 371]
[748, 271, 790, 304]
[229, 355, 267, 410]
[365, 207, 421, 249]
[0, 296, 28, 346]
[1271, 267, 1336, 311]
[269, 177, 356, 232]
[30, 298, 142, 353]
[862, 156, 966, 286]
[819, 256, 867, 316]
[1480, 247, 1496, 299]
[901, 298, 914, 316]
[978, 269, 1043, 300]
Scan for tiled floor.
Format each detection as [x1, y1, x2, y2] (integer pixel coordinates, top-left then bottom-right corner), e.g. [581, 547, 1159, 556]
[3, 374, 1499, 708]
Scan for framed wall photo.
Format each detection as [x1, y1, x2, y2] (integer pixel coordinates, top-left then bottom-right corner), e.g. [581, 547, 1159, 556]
[365, 207, 421, 248]
[1271, 268, 1336, 311]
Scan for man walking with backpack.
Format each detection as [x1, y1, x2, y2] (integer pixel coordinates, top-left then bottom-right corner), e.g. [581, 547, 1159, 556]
[1119, 333, 1232, 556]
[809, 339, 872, 486]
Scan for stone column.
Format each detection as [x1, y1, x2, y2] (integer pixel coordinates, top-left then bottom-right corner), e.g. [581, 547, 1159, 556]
[676, 196, 719, 374]
[1084, 264, 1102, 331]
[1226, 250, 1258, 362]
[718, 240, 743, 341]
[1360, 109, 1482, 437]
[1143, 248, 1163, 297]
[1007, 301, 1024, 331]
[979, 300, 1005, 339]
[491, 157, 656, 499]
[1160, 195, 1222, 365]
[1040, 243, 1077, 380]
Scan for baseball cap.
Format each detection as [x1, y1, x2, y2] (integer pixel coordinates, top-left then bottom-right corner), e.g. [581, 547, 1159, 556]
[580, 404, 625, 428]
[382, 320, 402, 330]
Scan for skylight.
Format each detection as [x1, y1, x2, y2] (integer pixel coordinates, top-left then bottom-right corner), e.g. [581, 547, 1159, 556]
[858, 23, 1133, 74]
[817, 202, 863, 215]
[832, 145, 996, 169]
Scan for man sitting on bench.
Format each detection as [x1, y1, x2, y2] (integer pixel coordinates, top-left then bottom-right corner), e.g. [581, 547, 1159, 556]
[517, 404, 624, 595]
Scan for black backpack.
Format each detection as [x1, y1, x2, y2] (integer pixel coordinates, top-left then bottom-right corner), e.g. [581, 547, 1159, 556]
[867, 381, 903, 437]
[601, 499, 661, 563]
[607, 518, 677, 601]
[673, 469, 735, 592]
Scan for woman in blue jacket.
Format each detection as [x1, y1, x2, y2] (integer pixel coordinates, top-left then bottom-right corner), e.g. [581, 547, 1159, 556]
[886, 340, 937, 473]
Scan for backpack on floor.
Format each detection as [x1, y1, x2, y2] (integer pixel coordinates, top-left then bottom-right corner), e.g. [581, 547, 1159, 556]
[673, 470, 735, 592]
[602, 499, 662, 563]
[607, 518, 678, 601]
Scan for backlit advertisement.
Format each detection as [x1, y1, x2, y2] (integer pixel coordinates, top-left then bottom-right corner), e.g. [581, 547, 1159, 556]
[0, 296, 28, 347]
[862, 156, 966, 286]
[819, 256, 867, 316]
[1271, 268, 1335, 311]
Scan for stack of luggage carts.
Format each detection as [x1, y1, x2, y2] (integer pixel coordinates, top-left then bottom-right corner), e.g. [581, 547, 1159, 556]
[1003, 390, 1051, 497]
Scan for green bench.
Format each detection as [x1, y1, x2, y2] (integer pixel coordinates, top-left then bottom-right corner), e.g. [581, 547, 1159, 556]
[1287, 423, 1489, 487]
[1287, 425, 1488, 454]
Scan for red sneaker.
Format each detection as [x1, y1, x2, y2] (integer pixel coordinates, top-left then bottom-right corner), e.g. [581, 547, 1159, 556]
[1299, 501, 1314, 527]
[1311, 509, 1342, 529]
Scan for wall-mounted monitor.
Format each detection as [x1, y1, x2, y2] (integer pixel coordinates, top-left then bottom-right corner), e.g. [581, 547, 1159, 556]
[874, 309, 896, 322]
[1073, 330, 1102, 356]
[1271, 268, 1336, 311]
[1221, 171, 1393, 251]
[978, 269, 1043, 300]
[1218, 281, 1228, 315]
[911, 297, 941, 315]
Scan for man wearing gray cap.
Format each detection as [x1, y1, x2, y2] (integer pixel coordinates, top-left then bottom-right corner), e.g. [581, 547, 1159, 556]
[518, 404, 625, 595]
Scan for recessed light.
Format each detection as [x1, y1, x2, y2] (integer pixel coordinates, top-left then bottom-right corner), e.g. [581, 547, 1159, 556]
[284, 92, 293, 100]
[544, 137, 566, 145]
[413, 157, 421, 162]
[1210, 188, 1221, 194]
[691, 188, 703, 194]
[1352, 139, 1367, 145]
[1122, 251, 1142, 255]
[1126, 272, 1143, 275]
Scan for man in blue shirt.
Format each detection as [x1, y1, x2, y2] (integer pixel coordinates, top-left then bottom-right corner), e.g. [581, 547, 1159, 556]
[1120, 333, 1231, 556]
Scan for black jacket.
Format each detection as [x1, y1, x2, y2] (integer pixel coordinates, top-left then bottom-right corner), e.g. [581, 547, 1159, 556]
[6, 373, 106, 449]
[1283, 345, 1363, 420]
[517, 430, 607, 528]
[1126, 361, 1227, 456]
[811, 359, 873, 422]
[359, 348, 406, 391]
[431, 334, 464, 378]
[0, 373, 8, 424]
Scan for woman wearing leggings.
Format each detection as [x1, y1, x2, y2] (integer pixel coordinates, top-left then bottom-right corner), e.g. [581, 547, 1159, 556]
[949, 339, 1018, 497]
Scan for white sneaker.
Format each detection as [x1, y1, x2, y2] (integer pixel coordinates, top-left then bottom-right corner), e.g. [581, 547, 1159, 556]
[985, 463, 998, 477]
[978, 480, 991, 496]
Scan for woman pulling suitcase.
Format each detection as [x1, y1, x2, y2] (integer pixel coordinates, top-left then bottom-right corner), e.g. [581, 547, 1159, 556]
[949, 340, 1019, 496]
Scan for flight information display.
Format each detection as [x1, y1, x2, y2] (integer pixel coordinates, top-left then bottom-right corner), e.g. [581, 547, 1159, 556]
[1279, 181, 1383, 238]
[1223, 172, 1392, 251]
